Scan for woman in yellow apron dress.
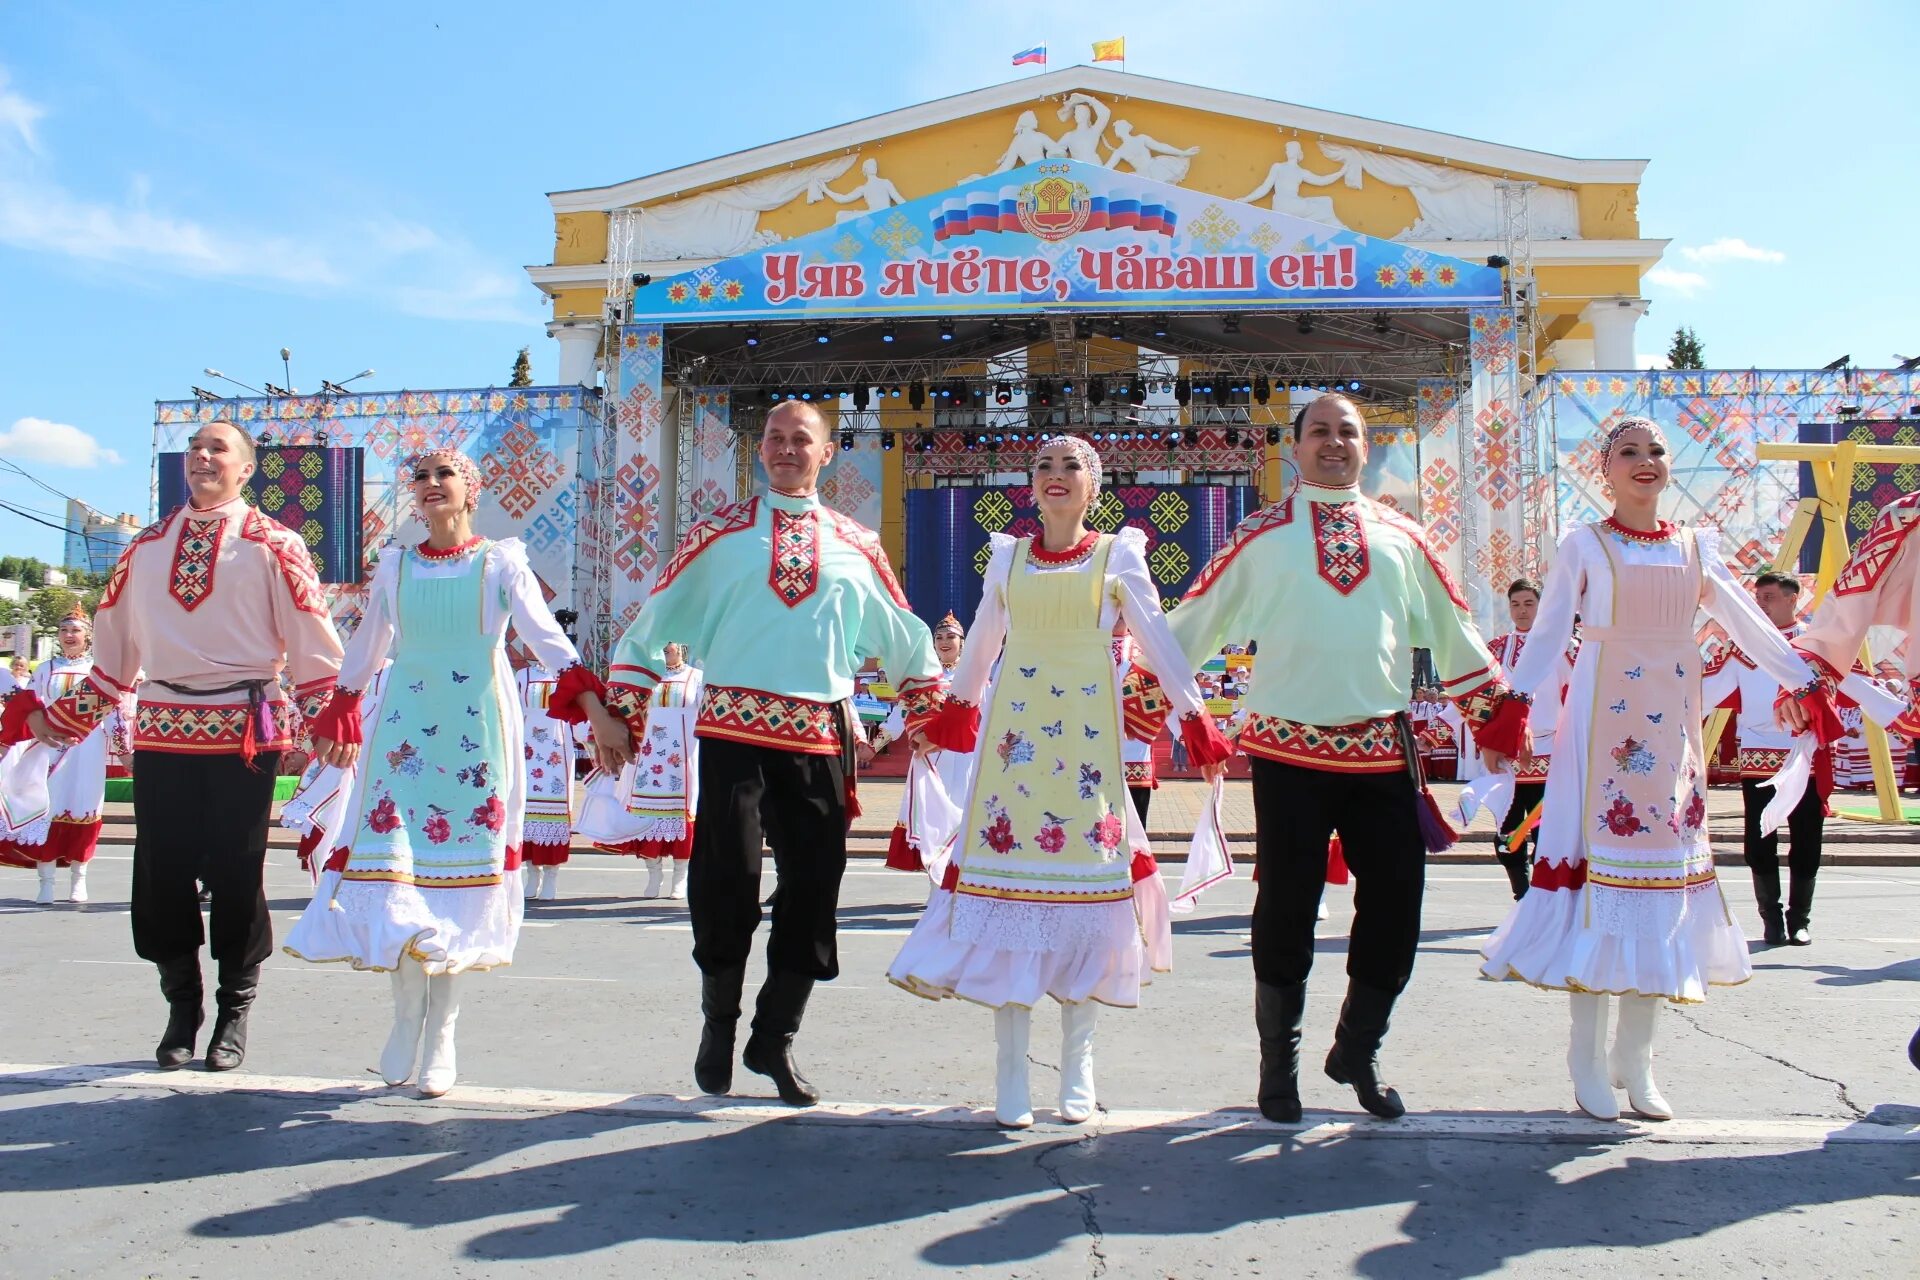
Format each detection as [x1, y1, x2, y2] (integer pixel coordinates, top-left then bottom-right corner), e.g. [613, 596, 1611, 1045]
[891, 436, 1232, 1128]
[1481, 419, 1831, 1120]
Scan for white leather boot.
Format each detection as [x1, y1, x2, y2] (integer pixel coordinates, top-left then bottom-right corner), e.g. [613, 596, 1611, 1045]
[1609, 994, 1674, 1120]
[1059, 1002, 1098, 1123]
[1567, 992, 1619, 1120]
[379, 963, 431, 1086]
[418, 973, 462, 1098]
[523, 866, 538, 899]
[641, 858, 665, 899]
[538, 865, 559, 901]
[993, 1005, 1033, 1129]
[35, 863, 56, 906]
[667, 858, 688, 900]
[68, 864, 89, 904]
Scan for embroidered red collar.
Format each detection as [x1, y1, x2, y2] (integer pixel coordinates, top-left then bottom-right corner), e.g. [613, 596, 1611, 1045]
[416, 535, 486, 561]
[1028, 530, 1100, 565]
[1604, 516, 1676, 544]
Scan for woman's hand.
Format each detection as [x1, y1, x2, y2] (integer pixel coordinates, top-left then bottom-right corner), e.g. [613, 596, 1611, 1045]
[588, 708, 633, 771]
[313, 736, 359, 770]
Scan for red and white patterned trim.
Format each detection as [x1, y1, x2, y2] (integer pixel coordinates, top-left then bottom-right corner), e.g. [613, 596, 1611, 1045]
[1182, 495, 1296, 601]
[696, 684, 841, 755]
[1514, 753, 1552, 783]
[1121, 668, 1170, 740]
[1123, 760, 1155, 787]
[1310, 500, 1371, 595]
[655, 498, 759, 595]
[43, 674, 116, 740]
[891, 677, 945, 737]
[239, 509, 329, 617]
[1739, 746, 1791, 778]
[822, 508, 911, 608]
[169, 514, 225, 612]
[769, 508, 821, 606]
[1832, 491, 1920, 597]
[1236, 713, 1403, 773]
[134, 701, 294, 755]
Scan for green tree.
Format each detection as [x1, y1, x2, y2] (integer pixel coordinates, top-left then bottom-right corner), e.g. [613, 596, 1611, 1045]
[509, 346, 534, 388]
[1667, 325, 1705, 370]
[25, 585, 89, 637]
[0, 556, 48, 588]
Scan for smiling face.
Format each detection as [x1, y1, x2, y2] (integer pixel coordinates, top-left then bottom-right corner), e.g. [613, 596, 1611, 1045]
[1032, 439, 1095, 521]
[9, 659, 26, 682]
[1604, 426, 1669, 500]
[1293, 395, 1367, 487]
[410, 454, 471, 519]
[759, 402, 833, 494]
[664, 642, 688, 669]
[934, 631, 964, 666]
[57, 618, 88, 657]
[184, 422, 255, 506]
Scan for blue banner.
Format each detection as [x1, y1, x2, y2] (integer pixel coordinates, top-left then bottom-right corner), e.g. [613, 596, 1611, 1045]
[159, 445, 365, 584]
[631, 160, 1502, 323]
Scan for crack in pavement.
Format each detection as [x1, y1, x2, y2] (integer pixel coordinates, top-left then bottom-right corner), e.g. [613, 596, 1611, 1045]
[1670, 1007, 1865, 1119]
[1032, 1106, 1110, 1279]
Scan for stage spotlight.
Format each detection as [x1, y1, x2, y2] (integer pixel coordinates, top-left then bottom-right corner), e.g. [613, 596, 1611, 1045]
[1033, 378, 1054, 407]
[1024, 319, 1045, 340]
[1074, 317, 1094, 340]
[1265, 425, 1282, 445]
[909, 381, 927, 409]
[744, 327, 761, 347]
[1167, 429, 1183, 445]
[851, 386, 871, 410]
[995, 382, 1013, 406]
[1197, 373, 1214, 396]
[1253, 375, 1271, 404]
[882, 324, 897, 343]
[1108, 318, 1125, 340]
[840, 431, 855, 449]
[1088, 377, 1107, 405]
[631, 272, 652, 287]
[988, 319, 1007, 340]
[1372, 314, 1391, 335]
[1174, 376, 1191, 406]
[1485, 255, 1510, 269]
[1823, 355, 1851, 372]
[799, 390, 813, 400]
[1152, 318, 1168, 338]
[1296, 314, 1315, 335]
[881, 431, 896, 451]
[1061, 378, 1074, 396]
[815, 326, 830, 345]
[1222, 315, 1241, 334]
[917, 432, 933, 453]
[1348, 380, 1365, 393]
[886, 385, 902, 398]
[939, 320, 955, 342]
[1225, 428, 1241, 446]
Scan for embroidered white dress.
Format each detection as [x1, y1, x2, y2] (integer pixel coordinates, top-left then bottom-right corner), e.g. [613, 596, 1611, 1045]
[517, 666, 579, 865]
[284, 538, 585, 974]
[1480, 523, 1820, 1002]
[596, 664, 705, 860]
[0, 654, 131, 867]
[889, 528, 1215, 1009]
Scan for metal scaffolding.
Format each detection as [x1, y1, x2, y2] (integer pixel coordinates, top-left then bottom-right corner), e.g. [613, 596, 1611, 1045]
[1496, 180, 1550, 575]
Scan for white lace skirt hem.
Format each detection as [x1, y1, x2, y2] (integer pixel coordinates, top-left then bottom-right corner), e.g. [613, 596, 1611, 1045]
[1478, 880, 1752, 1004]
[887, 874, 1172, 1010]
[283, 869, 524, 975]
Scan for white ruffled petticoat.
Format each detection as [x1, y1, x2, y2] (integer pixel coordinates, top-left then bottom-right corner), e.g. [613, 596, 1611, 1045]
[283, 870, 525, 975]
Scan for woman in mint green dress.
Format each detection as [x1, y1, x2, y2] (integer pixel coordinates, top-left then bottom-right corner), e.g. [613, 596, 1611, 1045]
[288, 448, 628, 1097]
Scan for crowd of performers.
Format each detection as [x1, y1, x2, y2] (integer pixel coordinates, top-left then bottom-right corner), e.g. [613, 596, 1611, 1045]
[5, 402, 1918, 1116]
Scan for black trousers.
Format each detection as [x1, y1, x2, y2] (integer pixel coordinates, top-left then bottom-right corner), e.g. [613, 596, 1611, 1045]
[1249, 758, 1425, 994]
[1742, 776, 1823, 925]
[1128, 786, 1153, 826]
[689, 738, 848, 981]
[130, 750, 279, 967]
[1498, 780, 1547, 860]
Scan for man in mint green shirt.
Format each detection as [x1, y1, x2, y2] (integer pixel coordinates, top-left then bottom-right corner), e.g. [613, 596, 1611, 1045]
[607, 401, 945, 1107]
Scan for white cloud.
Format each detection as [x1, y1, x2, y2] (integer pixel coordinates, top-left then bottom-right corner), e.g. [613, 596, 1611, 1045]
[1680, 237, 1786, 265]
[1645, 266, 1708, 296]
[0, 70, 44, 152]
[0, 418, 123, 467]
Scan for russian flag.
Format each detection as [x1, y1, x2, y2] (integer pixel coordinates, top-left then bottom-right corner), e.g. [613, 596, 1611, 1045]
[1012, 44, 1046, 66]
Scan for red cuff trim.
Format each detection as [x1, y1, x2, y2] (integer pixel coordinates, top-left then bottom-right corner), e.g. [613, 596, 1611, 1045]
[545, 664, 605, 725]
[1531, 858, 1588, 893]
[1795, 649, 1844, 685]
[1472, 693, 1529, 759]
[885, 824, 920, 872]
[1179, 711, 1234, 767]
[307, 689, 364, 745]
[1777, 684, 1844, 747]
[1129, 850, 1158, 883]
[0, 689, 42, 746]
[925, 699, 980, 753]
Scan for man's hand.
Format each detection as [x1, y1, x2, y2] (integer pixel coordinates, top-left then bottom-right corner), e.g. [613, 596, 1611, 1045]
[1481, 748, 1513, 774]
[1776, 696, 1811, 734]
[26, 710, 77, 750]
[313, 736, 359, 770]
[909, 730, 937, 757]
[855, 738, 877, 766]
[588, 712, 633, 771]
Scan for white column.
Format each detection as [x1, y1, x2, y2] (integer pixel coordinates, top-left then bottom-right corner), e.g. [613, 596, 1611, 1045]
[1582, 298, 1649, 371]
[548, 320, 604, 388]
[1550, 337, 1595, 371]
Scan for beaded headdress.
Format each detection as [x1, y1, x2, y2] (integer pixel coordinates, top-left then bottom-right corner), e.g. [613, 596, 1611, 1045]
[1035, 434, 1103, 503]
[1599, 416, 1668, 472]
[403, 447, 483, 516]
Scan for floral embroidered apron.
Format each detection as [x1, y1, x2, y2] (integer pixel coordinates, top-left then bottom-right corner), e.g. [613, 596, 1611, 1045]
[343, 546, 512, 889]
[1581, 529, 1723, 940]
[955, 537, 1132, 906]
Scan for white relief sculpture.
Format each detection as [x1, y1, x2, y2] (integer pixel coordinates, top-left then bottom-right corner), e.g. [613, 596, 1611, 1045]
[808, 158, 907, 224]
[1105, 120, 1200, 185]
[1047, 93, 1112, 163]
[636, 153, 858, 259]
[1240, 138, 1347, 227]
[991, 110, 1058, 174]
[1317, 142, 1580, 239]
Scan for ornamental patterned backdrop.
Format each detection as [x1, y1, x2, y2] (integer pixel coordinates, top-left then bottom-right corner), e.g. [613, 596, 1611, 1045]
[1795, 416, 1920, 575]
[156, 445, 363, 584]
[1531, 369, 1920, 581]
[153, 387, 597, 643]
[611, 325, 668, 629]
[903, 484, 1261, 633]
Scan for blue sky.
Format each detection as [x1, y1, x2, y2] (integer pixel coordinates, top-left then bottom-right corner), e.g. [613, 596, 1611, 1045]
[3, 0, 1915, 561]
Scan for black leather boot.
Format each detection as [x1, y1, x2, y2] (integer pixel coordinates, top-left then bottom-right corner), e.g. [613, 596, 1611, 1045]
[1254, 980, 1307, 1123]
[694, 964, 747, 1095]
[204, 963, 260, 1072]
[1786, 870, 1816, 945]
[1324, 979, 1406, 1119]
[1496, 851, 1531, 901]
[742, 969, 819, 1106]
[155, 955, 203, 1070]
[1751, 861, 1786, 945]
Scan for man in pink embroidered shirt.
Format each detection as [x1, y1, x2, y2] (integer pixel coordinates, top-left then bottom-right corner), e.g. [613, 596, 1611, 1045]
[26, 421, 344, 1072]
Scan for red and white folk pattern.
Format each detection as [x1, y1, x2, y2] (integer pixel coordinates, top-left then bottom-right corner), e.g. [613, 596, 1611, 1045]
[1311, 501, 1371, 595]
[1832, 491, 1920, 597]
[770, 509, 821, 606]
[822, 508, 910, 607]
[1738, 747, 1790, 778]
[1236, 713, 1404, 772]
[1121, 669, 1170, 740]
[238, 510, 329, 617]
[654, 498, 759, 595]
[169, 515, 224, 611]
[1182, 495, 1296, 601]
[134, 702, 294, 755]
[696, 685, 841, 754]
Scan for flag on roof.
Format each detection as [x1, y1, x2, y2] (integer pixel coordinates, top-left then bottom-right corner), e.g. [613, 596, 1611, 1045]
[1012, 44, 1046, 66]
[1092, 38, 1125, 62]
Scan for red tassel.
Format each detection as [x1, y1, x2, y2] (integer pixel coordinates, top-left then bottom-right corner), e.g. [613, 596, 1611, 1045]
[1326, 835, 1351, 885]
[241, 710, 260, 771]
[844, 777, 862, 826]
